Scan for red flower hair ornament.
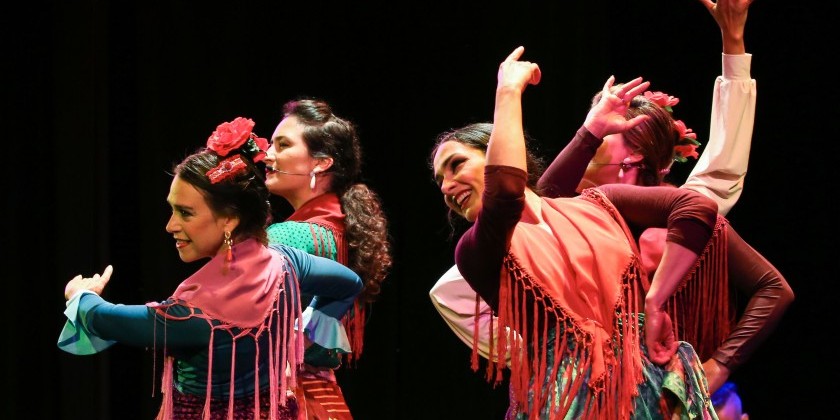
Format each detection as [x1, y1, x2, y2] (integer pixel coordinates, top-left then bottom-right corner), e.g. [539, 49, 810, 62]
[205, 117, 269, 184]
[643, 90, 701, 163]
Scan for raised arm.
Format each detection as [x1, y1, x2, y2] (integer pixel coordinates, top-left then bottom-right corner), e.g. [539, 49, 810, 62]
[537, 76, 650, 197]
[486, 47, 541, 169]
[454, 47, 540, 308]
[682, 0, 756, 215]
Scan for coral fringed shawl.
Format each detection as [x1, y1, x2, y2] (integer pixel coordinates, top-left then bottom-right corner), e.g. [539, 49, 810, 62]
[287, 193, 366, 363]
[149, 239, 304, 420]
[479, 188, 647, 420]
[662, 216, 730, 361]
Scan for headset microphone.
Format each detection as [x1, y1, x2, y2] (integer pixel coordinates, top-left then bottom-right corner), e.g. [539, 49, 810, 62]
[265, 165, 309, 176]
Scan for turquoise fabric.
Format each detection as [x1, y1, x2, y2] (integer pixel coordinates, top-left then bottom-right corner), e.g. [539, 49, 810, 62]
[57, 291, 116, 355]
[56, 244, 361, 398]
[267, 221, 338, 260]
[511, 316, 718, 420]
[268, 221, 349, 368]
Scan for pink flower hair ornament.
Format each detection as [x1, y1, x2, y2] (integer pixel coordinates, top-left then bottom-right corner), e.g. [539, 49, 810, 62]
[673, 119, 700, 162]
[642, 90, 701, 163]
[643, 90, 680, 112]
[205, 117, 269, 184]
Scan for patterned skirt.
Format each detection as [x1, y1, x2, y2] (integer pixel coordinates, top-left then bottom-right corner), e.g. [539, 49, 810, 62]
[167, 389, 299, 420]
[507, 317, 718, 419]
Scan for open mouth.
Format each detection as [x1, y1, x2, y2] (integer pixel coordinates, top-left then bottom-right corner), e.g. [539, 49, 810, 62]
[454, 191, 471, 210]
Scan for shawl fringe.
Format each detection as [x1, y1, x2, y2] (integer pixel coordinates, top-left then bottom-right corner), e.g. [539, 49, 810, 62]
[288, 194, 365, 364]
[152, 255, 304, 420]
[304, 221, 365, 365]
[476, 255, 646, 420]
[664, 215, 731, 361]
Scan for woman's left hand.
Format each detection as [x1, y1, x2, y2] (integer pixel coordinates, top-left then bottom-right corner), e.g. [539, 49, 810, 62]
[645, 305, 678, 365]
[702, 358, 731, 395]
[64, 265, 113, 300]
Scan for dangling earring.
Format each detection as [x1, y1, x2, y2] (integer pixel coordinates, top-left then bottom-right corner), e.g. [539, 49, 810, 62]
[309, 170, 316, 190]
[224, 231, 233, 271]
[618, 163, 625, 179]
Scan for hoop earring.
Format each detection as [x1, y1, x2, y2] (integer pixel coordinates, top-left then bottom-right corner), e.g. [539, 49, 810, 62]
[309, 170, 316, 190]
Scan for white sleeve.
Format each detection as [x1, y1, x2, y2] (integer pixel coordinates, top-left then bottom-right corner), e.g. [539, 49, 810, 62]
[682, 53, 757, 216]
[429, 264, 510, 363]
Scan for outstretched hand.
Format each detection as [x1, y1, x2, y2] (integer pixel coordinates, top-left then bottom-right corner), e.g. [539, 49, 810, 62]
[583, 75, 651, 139]
[64, 265, 114, 300]
[496, 46, 541, 93]
[645, 305, 679, 365]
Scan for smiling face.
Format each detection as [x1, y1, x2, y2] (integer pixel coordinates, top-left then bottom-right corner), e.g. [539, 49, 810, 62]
[165, 175, 235, 262]
[432, 140, 487, 222]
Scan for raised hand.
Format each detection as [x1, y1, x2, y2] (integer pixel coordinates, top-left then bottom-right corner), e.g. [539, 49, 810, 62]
[496, 46, 542, 94]
[698, 0, 753, 54]
[583, 75, 651, 139]
[64, 265, 114, 300]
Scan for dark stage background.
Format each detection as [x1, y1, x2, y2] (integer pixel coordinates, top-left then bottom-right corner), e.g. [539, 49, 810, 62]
[6, 1, 836, 419]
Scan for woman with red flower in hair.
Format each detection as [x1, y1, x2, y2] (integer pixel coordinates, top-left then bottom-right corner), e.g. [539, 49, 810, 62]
[58, 117, 363, 419]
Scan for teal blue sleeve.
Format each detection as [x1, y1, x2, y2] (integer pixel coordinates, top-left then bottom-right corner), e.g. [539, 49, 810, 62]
[271, 243, 362, 319]
[58, 292, 214, 353]
[270, 244, 362, 362]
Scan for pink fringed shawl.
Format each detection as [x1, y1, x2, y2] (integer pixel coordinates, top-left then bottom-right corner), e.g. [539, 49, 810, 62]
[480, 188, 647, 420]
[287, 193, 366, 363]
[148, 239, 304, 420]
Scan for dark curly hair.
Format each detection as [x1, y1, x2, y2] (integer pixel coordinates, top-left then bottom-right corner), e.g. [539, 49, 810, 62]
[282, 99, 392, 302]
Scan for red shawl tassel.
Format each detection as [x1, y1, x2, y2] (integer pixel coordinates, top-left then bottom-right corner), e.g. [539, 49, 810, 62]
[664, 215, 730, 361]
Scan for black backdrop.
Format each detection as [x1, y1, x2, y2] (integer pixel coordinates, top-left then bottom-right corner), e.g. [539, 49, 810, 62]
[6, 1, 836, 419]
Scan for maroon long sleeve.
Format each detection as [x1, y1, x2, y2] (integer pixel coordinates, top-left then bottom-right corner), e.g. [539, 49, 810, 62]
[456, 165, 718, 312]
[530, 125, 793, 371]
[537, 126, 602, 198]
[714, 226, 794, 369]
[455, 166, 526, 310]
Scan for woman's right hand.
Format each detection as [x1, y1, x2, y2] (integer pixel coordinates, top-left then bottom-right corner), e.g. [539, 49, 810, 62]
[496, 46, 541, 94]
[64, 265, 113, 300]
